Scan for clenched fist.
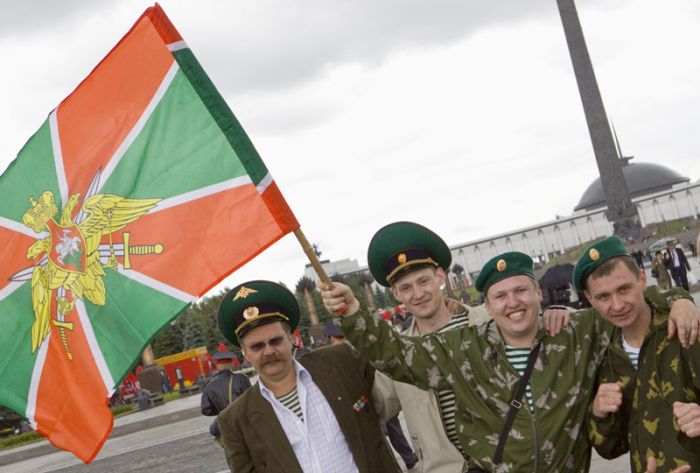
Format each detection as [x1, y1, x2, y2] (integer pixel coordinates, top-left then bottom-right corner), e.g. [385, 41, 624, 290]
[318, 281, 359, 316]
[645, 456, 691, 473]
[591, 382, 623, 418]
[674, 401, 700, 438]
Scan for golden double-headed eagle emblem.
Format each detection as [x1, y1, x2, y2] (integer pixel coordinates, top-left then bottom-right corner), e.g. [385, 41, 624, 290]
[20, 189, 162, 360]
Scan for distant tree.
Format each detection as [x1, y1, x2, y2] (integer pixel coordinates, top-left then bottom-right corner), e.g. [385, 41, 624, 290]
[383, 286, 398, 307]
[356, 272, 377, 312]
[151, 288, 232, 359]
[373, 285, 387, 309]
[152, 322, 184, 358]
[330, 273, 345, 284]
[295, 276, 319, 326]
[452, 264, 465, 291]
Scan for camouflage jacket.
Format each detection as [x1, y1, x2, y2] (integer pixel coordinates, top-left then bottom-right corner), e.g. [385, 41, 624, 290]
[588, 288, 700, 473]
[339, 307, 614, 472]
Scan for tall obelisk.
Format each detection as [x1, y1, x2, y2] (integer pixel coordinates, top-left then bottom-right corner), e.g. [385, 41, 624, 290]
[557, 0, 640, 238]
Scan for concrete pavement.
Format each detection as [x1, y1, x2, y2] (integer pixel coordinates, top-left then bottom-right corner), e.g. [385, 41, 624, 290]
[0, 394, 203, 470]
[0, 389, 635, 473]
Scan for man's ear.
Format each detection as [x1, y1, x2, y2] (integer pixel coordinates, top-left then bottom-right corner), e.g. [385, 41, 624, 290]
[435, 267, 447, 286]
[583, 290, 591, 303]
[390, 285, 400, 301]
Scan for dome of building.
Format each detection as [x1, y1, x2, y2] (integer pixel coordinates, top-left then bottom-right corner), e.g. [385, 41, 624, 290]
[574, 161, 689, 212]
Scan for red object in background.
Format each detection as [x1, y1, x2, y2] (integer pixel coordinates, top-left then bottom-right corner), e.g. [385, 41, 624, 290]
[293, 328, 304, 348]
[118, 372, 140, 398]
[382, 310, 392, 321]
[155, 347, 211, 385]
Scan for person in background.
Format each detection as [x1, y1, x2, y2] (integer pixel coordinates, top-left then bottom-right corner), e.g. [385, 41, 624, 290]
[651, 250, 672, 290]
[201, 344, 251, 443]
[159, 367, 171, 393]
[664, 240, 691, 291]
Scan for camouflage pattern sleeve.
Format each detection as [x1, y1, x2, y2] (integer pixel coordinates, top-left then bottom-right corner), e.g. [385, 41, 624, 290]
[338, 310, 454, 392]
[587, 409, 630, 459]
[586, 352, 633, 459]
[679, 339, 700, 454]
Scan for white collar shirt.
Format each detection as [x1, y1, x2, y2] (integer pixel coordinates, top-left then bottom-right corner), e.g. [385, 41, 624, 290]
[258, 360, 359, 473]
[671, 248, 680, 267]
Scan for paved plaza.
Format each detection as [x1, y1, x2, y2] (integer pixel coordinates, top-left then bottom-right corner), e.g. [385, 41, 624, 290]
[0, 392, 635, 473]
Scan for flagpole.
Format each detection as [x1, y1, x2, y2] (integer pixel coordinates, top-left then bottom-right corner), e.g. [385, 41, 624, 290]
[293, 228, 347, 338]
[293, 228, 332, 285]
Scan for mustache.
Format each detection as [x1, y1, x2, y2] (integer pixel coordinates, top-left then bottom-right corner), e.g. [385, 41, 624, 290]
[261, 354, 284, 366]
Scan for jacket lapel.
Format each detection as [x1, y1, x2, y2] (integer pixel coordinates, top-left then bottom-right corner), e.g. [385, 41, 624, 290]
[302, 350, 369, 472]
[248, 385, 304, 473]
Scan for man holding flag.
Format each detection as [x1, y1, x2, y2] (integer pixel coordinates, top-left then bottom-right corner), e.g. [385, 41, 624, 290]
[320, 224, 700, 472]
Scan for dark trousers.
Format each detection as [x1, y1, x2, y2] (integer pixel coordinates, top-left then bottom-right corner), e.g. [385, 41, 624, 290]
[385, 416, 418, 468]
[671, 268, 690, 291]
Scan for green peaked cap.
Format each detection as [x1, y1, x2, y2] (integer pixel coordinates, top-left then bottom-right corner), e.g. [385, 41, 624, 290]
[573, 236, 630, 291]
[218, 280, 300, 346]
[367, 221, 452, 287]
[475, 251, 535, 294]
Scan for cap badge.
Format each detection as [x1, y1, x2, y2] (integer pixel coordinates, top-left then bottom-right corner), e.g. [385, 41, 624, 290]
[589, 248, 600, 261]
[496, 259, 507, 272]
[243, 306, 260, 320]
[234, 286, 257, 300]
[397, 253, 407, 264]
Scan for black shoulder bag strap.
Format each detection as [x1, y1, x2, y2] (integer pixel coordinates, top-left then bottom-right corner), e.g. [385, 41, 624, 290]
[492, 340, 542, 466]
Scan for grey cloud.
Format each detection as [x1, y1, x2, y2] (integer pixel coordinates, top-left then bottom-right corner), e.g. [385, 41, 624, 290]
[186, 0, 554, 96]
[0, 0, 113, 34]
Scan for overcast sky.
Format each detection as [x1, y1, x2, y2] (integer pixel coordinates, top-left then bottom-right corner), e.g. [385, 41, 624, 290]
[2, 0, 699, 296]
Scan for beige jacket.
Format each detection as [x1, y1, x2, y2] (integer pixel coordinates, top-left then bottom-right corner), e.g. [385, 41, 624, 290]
[372, 305, 491, 473]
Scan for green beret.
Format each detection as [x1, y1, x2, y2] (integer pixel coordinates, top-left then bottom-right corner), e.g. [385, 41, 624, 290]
[573, 236, 630, 291]
[218, 280, 300, 346]
[367, 221, 451, 287]
[475, 252, 535, 294]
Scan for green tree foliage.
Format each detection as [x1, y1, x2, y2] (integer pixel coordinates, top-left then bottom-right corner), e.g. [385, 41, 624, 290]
[373, 285, 387, 309]
[151, 289, 237, 359]
[356, 272, 377, 311]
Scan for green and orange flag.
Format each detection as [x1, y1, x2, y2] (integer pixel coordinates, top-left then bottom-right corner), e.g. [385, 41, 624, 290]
[0, 4, 298, 463]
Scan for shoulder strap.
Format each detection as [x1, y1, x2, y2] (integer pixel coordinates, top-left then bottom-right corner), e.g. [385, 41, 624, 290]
[228, 370, 234, 404]
[492, 341, 542, 466]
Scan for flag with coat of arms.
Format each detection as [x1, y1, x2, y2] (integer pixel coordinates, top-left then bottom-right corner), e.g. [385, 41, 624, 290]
[0, 4, 298, 462]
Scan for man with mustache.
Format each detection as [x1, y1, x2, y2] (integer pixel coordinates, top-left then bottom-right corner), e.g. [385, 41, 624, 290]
[320, 228, 700, 472]
[216, 280, 400, 473]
